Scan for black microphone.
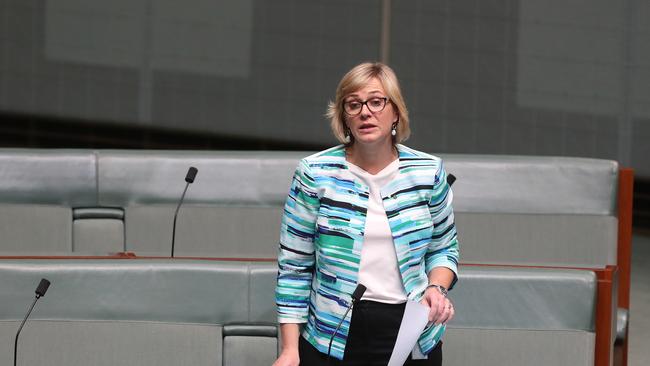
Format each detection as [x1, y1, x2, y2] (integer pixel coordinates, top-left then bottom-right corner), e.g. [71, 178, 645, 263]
[15, 278, 51, 366]
[447, 173, 456, 187]
[171, 166, 198, 257]
[327, 284, 366, 363]
[185, 166, 198, 183]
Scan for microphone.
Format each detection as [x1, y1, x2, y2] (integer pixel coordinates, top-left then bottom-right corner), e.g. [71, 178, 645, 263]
[171, 166, 198, 257]
[327, 283, 366, 363]
[446, 173, 456, 187]
[185, 166, 198, 183]
[14, 278, 51, 366]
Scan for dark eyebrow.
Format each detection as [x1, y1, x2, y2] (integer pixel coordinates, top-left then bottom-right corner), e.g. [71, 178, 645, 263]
[345, 90, 385, 100]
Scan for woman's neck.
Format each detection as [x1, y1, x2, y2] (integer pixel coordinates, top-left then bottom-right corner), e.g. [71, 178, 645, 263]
[346, 142, 398, 175]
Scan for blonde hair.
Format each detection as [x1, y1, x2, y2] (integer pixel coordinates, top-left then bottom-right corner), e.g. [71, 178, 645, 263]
[326, 62, 410, 145]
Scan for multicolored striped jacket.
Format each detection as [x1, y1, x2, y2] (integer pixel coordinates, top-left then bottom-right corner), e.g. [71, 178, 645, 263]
[276, 144, 459, 360]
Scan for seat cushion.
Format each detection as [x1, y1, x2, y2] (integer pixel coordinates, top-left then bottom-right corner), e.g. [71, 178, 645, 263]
[73, 218, 125, 254]
[0, 204, 72, 254]
[0, 320, 222, 366]
[124, 204, 282, 258]
[455, 212, 618, 267]
[444, 328, 594, 366]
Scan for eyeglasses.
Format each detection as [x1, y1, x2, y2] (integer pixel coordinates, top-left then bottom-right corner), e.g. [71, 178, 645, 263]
[343, 97, 389, 116]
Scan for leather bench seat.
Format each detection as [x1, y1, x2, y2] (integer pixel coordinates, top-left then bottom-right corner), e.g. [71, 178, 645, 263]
[0, 260, 596, 366]
[0, 149, 619, 265]
[0, 149, 625, 366]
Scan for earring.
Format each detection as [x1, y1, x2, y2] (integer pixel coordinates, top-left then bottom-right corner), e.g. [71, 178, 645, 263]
[344, 130, 351, 144]
[391, 124, 397, 136]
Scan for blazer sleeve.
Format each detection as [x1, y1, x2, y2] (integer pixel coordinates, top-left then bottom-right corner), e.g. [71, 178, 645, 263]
[276, 159, 320, 323]
[425, 160, 460, 289]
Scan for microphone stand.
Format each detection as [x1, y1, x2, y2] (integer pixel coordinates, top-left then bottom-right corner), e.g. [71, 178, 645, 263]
[327, 284, 366, 365]
[171, 181, 190, 258]
[327, 302, 355, 365]
[15, 278, 49, 366]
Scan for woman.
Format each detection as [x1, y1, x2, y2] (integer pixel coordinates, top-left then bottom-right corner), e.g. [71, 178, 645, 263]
[274, 62, 459, 366]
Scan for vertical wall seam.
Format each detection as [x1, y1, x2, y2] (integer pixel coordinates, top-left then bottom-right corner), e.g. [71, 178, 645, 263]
[139, 0, 153, 124]
[380, 0, 391, 63]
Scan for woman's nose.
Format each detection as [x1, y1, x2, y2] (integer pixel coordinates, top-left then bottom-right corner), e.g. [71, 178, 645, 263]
[359, 103, 373, 116]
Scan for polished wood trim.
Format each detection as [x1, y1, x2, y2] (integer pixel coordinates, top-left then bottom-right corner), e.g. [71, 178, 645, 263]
[595, 265, 616, 366]
[617, 168, 634, 309]
[0, 254, 277, 261]
[616, 168, 634, 366]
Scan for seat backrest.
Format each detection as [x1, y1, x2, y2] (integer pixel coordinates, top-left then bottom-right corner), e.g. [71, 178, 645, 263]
[0, 150, 97, 254]
[0, 259, 596, 366]
[0, 259, 279, 366]
[441, 154, 619, 267]
[96, 150, 302, 257]
[0, 149, 620, 267]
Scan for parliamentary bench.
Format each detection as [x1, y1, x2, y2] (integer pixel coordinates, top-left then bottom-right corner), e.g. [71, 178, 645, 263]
[0, 148, 633, 365]
[0, 259, 596, 366]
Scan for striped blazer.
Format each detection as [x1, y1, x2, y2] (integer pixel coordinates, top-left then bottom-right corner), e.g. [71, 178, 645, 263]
[276, 144, 459, 360]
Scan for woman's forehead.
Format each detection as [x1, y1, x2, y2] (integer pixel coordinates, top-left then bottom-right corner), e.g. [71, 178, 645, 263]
[345, 77, 386, 97]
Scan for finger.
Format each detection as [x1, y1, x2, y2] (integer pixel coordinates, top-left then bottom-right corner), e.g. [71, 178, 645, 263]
[439, 301, 455, 324]
[438, 303, 451, 324]
[427, 294, 440, 323]
[428, 297, 444, 323]
[433, 296, 446, 324]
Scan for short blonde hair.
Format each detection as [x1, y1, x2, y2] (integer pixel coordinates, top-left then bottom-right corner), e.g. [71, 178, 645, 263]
[326, 62, 410, 145]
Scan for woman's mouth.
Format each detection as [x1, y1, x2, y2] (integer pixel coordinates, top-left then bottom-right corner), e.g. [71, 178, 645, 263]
[359, 123, 377, 132]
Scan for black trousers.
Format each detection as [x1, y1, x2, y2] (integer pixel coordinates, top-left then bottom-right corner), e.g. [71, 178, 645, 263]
[299, 300, 443, 366]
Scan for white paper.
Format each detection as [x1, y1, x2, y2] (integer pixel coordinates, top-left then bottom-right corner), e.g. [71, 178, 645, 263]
[387, 300, 430, 366]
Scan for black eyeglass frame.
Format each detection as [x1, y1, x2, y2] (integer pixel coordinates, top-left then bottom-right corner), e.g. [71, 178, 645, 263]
[342, 97, 390, 116]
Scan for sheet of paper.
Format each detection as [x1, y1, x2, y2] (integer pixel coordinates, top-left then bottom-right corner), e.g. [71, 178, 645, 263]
[387, 300, 430, 366]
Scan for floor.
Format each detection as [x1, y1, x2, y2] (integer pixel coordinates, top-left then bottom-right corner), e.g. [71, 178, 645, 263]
[628, 231, 650, 366]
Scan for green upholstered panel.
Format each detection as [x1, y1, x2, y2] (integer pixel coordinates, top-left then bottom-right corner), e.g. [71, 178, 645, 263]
[124, 204, 282, 257]
[223, 335, 277, 366]
[448, 266, 596, 331]
[442, 154, 618, 215]
[444, 329, 594, 366]
[96, 151, 618, 215]
[72, 218, 125, 254]
[0, 320, 222, 366]
[0, 260, 599, 366]
[0, 205, 72, 253]
[0, 149, 97, 206]
[96, 150, 301, 206]
[455, 213, 618, 267]
[249, 263, 279, 323]
[0, 150, 97, 254]
[0, 260, 595, 332]
[0, 260, 250, 324]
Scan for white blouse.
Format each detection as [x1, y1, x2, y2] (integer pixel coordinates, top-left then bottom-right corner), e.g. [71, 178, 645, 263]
[347, 159, 407, 304]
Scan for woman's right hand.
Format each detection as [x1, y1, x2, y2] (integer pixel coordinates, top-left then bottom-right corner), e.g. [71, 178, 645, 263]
[272, 348, 300, 366]
[273, 323, 301, 366]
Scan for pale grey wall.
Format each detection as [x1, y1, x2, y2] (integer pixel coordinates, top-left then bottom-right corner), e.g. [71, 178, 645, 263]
[0, 0, 648, 176]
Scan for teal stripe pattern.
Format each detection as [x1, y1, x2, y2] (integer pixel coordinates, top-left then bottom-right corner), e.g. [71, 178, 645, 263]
[276, 144, 460, 360]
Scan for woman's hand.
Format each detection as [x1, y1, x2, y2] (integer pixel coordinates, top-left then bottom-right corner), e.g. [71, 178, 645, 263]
[273, 323, 301, 366]
[420, 286, 455, 325]
[272, 348, 300, 366]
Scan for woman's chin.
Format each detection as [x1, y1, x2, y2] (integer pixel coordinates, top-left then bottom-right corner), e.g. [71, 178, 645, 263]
[354, 134, 391, 146]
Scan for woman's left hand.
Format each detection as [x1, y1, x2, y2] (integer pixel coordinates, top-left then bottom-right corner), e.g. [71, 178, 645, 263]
[420, 287, 455, 325]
